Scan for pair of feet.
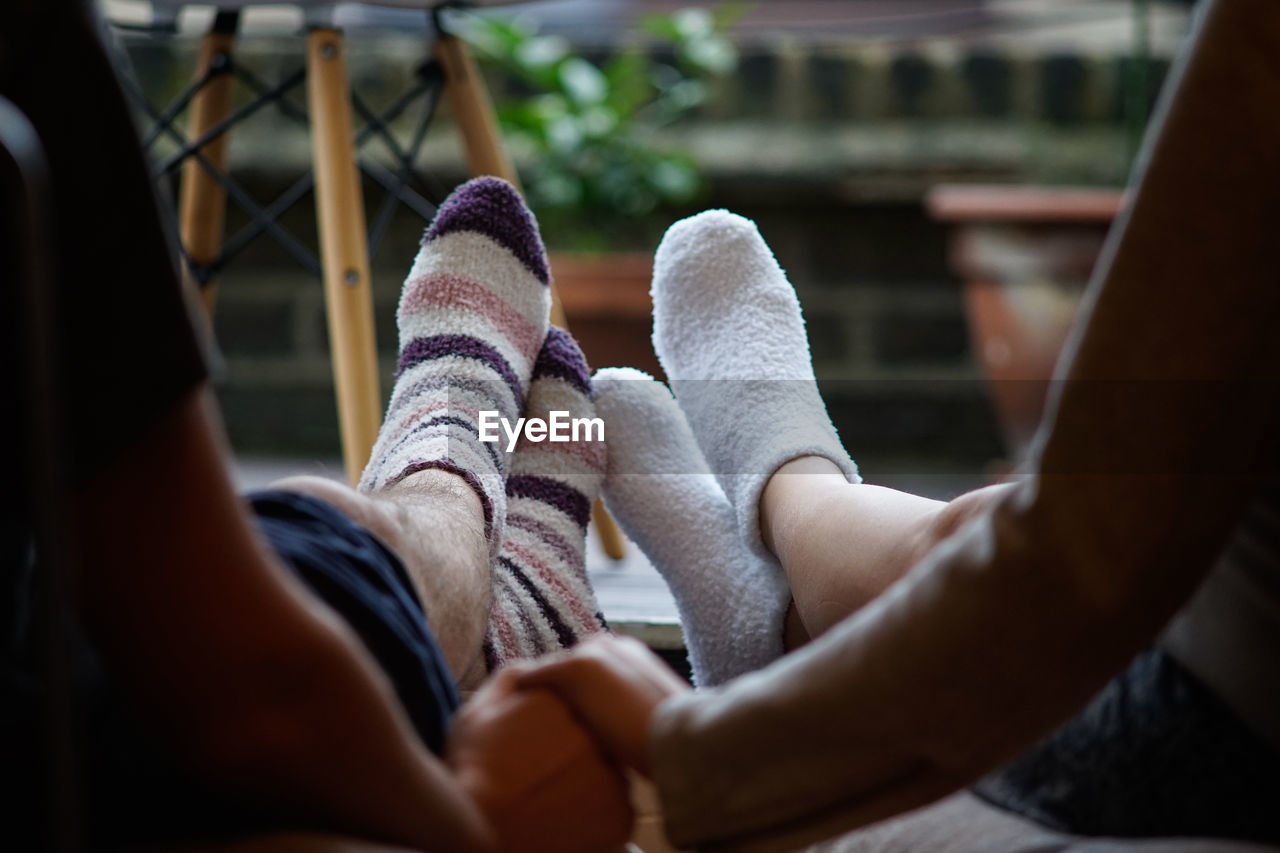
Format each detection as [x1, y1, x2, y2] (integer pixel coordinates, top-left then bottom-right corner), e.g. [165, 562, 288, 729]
[598, 210, 858, 686]
[359, 178, 607, 673]
[361, 177, 856, 685]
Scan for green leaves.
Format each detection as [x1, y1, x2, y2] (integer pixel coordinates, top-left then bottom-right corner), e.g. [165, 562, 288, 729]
[559, 58, 608, 106]
[459, 5, 741, 247]
[515, 35, 569, 72]
[641, 6, 740, 75]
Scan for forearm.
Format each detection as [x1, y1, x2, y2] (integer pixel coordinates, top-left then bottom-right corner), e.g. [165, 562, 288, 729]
[200, 619, 497, 853]
[650, 489, 1115, 851]
[650, 469, 1259, 852]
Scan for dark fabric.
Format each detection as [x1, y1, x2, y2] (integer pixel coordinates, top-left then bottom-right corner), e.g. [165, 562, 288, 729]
[0, 5, 461, 849]
[248, 489, 462, 755]
[974, 648, 1280, 845]
[3, 615, 280, 849]
[0, 0, 209, 481]
[2, 3, 211, 847]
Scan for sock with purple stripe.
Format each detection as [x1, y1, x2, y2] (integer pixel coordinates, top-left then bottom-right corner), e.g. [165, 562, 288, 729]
[359, 177, 550, 556]
[484, 329, 609, 670]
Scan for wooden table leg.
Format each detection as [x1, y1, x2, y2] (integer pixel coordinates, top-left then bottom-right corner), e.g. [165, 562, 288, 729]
[178, 12, 237, 317]
[434, 29, 573, 328]
[433, 29, 517, 184]
[307, 28, 383, 486]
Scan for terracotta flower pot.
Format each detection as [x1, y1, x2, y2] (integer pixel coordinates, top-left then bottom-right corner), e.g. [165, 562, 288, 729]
[927, 185, 1125, 460]
[549, 252, 661, 378]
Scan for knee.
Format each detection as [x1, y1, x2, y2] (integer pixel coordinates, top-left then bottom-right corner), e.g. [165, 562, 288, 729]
[268, 476, 401, 546]
[269, 474, 339, 495]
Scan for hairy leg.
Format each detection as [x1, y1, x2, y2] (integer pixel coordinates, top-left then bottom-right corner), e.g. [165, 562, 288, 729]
[762, 456, 1013, 642]
[272, 471, 491, 690]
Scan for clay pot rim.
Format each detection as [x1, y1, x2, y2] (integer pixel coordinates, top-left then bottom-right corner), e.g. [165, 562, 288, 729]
[926, 184, 1126, 224]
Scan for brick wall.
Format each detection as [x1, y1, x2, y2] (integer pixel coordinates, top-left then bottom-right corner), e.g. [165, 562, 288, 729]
[123, 29, 1165, 483]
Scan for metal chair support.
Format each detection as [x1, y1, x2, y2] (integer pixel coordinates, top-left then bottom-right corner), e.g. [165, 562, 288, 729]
[116, 9, 453, 482]
[119, 11, 449, 296]
[111, 6, 627, 557]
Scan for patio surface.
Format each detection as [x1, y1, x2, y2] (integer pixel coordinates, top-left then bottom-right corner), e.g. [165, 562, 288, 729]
[232, 455, 685, 647]
[233, 455, 991, 652]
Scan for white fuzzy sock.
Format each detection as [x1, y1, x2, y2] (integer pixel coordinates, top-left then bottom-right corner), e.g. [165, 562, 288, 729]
[484, 330, 609, 671]
[359, 177, 551, 556]
[594, 367, 788, 686]
[651, 210, 859, 564]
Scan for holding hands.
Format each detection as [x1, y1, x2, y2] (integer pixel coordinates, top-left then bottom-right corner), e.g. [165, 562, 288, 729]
[513, 635, 692, 777]
[446, 636, 689, 851]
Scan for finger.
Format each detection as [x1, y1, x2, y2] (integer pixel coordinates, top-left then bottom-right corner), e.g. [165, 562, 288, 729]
[608, 635, 691, 693]
[515, 652, 654, 772]
[564, 635, 691, 701]
[517, 635, 686, 702]
[513, 648, 614, 704]
[468, 660, 526, 705]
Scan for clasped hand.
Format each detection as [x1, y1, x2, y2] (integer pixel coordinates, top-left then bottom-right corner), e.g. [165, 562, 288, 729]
[445, 636, 691, 852]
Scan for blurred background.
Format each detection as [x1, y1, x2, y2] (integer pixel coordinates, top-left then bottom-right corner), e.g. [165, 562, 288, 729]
[103, 0, 1195, 571]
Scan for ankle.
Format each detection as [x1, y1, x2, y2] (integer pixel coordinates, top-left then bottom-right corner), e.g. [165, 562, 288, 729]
[760, 455, 848, 556]
[771, 455, 847, 482]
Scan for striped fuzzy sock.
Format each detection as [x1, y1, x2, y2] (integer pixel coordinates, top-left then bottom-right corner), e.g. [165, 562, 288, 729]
[359, 177, 551, 555]
[484, 329, 609, 671]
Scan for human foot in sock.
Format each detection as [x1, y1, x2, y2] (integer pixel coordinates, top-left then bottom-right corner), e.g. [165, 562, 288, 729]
[651, 210, 859, 562]
[484, 329, 609, 671]
[593, 367, 788, 686]
[360, 177, 551, 555]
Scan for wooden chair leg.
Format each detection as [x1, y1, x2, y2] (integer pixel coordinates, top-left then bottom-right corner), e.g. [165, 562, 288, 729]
[433, 29, 575, 325]
[433, 31, 517, 183]
[436, 31, 627, 560]
[178, 13, 237, 317]
[306, 28, 382, 486]
[592, 498, 626, 561]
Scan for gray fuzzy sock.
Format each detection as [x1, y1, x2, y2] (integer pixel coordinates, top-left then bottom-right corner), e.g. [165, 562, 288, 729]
[651, 210, 859, 564]
[594, 367, 788, 685]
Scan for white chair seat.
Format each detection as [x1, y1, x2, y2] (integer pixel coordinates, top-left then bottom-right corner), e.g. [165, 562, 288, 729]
[113, 0, 536, 33]
[145, 0, 527, 8]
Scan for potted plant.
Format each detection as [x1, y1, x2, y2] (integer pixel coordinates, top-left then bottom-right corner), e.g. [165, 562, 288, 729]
[927, 184, 1125, 461]
[459, 7, 740, 375]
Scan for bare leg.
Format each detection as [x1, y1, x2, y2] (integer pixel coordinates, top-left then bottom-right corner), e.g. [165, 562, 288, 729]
[271, 471, 491, 690]
[762, 456, 1013, 641]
